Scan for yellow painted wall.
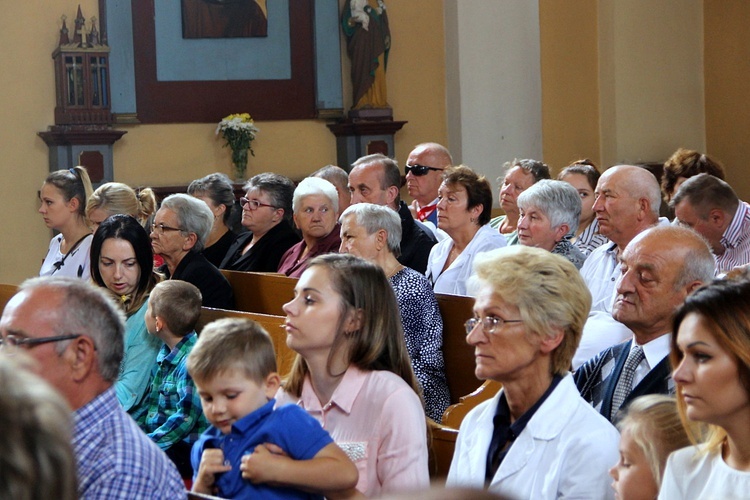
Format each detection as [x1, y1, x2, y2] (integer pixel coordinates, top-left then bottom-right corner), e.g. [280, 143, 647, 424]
[539, 0, 601, 173]
[0, 0, 447, 283]
[704, 0, 750, 201]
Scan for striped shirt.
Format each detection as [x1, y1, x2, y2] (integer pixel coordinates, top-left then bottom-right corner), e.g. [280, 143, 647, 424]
[573, 219, 610, 257]
[717, 202, 750, 273]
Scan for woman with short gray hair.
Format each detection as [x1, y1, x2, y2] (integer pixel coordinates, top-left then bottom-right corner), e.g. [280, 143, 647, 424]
[151, 193, 233, 309]
[339, 203, 450, 421]
[277, 177, 341, 277]
[516, 179, 587, 269]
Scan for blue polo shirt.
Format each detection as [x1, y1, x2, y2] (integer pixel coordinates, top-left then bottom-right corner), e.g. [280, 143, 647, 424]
[191, 399, 333, 499]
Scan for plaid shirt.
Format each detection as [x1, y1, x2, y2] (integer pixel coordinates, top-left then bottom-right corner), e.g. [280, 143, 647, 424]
[74, 387, 184, 499]
[133, 332, 208, 450]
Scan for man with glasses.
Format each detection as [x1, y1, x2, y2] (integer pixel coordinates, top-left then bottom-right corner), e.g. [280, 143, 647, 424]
[0, 277, 185, 498]
[348, 153, 437, 274]
[405, 142, 453, 233]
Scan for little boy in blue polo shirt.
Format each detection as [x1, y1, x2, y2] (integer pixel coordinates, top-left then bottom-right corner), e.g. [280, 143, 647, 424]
[187, 318, 358, 499]
[132, 280, 208, 478]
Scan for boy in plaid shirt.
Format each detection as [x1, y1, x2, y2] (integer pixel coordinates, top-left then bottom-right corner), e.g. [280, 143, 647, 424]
[132, 280, 208, 478]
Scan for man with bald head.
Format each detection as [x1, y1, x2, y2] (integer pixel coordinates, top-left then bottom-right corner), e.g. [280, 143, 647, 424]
[405, 142, 453, 230]
[575, 225, 715, 422]
[0, 277, 184, 498]
[348, 153, 437, 273]
[572, 165, 666, 368]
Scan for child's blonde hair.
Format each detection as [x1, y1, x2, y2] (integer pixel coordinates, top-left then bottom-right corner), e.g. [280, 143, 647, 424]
[187, 318, 276, 384]
[617, 395, 692, 487]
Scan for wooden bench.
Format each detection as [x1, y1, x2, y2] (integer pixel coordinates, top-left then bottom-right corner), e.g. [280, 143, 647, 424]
[220, 270, 297, 316]
[435, 293, 484, 406]
[0, 283, 18, 315]
[196, 307, 296, 377]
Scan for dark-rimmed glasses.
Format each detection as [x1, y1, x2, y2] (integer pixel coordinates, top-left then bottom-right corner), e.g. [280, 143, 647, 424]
[240, 197, 277, 210]
[405, 164, 444, 176]
[151, 223, 184, 235]
[0, 333, 81, 349]
[464, 316, 523, 336]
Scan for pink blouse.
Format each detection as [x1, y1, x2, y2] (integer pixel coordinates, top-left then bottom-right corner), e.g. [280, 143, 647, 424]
[276, 366, 429, 496]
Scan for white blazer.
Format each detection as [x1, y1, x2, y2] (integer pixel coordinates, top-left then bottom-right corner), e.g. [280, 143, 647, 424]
[426, 224, 506, 296]
[447, 374, 619, 499]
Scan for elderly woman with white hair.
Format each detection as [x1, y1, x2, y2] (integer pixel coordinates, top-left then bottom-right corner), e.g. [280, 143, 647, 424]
[447, 246, 619, 498]
[516, 179, 587, 269]
[277, 177, 341, 278]
[151, 193, 233, 309]
[339, 203, 450, 421]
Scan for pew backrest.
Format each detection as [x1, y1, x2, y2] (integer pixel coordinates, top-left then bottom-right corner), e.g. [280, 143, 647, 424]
[0, 283, 18, 315]
[435, 293, 482, 405]
[220, 270, 297, 316]
[196, 307, 296, 377]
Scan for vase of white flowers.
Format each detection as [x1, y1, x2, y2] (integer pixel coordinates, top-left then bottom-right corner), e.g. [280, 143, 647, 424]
[216, 113, 259, 181]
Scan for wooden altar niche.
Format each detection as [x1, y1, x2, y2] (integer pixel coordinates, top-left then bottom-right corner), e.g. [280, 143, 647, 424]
[38, 6, 125, 185]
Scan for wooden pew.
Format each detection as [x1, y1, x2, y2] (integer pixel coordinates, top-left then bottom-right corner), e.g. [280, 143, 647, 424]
[435, 293, 483, 406]
[0, 283, 18, 314]
[220, 270, 297, 316]
[196, 307, 296, 377]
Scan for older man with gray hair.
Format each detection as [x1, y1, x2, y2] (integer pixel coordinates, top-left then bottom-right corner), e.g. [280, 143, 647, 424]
[575, 225, 715, 422]
[573, 165, 666, 368]
[0, 277, 185, 498]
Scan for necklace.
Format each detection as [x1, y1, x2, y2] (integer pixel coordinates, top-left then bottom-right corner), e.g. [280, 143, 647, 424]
[386, 262, 403, 279]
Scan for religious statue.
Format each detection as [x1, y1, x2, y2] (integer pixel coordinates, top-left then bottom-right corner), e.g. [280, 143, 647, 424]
[342, 0, 390, 110]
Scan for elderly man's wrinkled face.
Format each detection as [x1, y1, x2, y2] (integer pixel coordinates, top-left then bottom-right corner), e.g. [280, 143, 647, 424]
[348, 163, 392, 207]
[592, 170, 643, 246]
[0, 288, 72, 396]
[293, 194, 337, 241]
[405, 146, 446, 206]
[613, 234, 690, 340]
[466, 282, 540, 383]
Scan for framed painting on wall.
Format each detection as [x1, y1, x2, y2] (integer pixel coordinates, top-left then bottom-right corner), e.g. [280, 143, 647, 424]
[101, 0, 342, 123]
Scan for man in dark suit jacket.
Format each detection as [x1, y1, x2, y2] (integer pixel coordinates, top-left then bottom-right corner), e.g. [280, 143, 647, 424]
[348, 153, 437, 274]
[574, 225, 715, 422]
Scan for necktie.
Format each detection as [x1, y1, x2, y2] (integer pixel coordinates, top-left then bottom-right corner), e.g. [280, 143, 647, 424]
[611, 345, 644, 416]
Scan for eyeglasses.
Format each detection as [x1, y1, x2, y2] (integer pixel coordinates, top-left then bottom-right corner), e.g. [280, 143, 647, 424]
[240, 197, 277, 211]
[405, 164, 444, 176]
[151, 223, 184, 235]
[0, 333, 81, 349]
[464, 316, 523, 336]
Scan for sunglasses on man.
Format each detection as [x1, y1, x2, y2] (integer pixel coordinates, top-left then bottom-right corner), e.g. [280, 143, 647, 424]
[404, 164, 444, 176]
